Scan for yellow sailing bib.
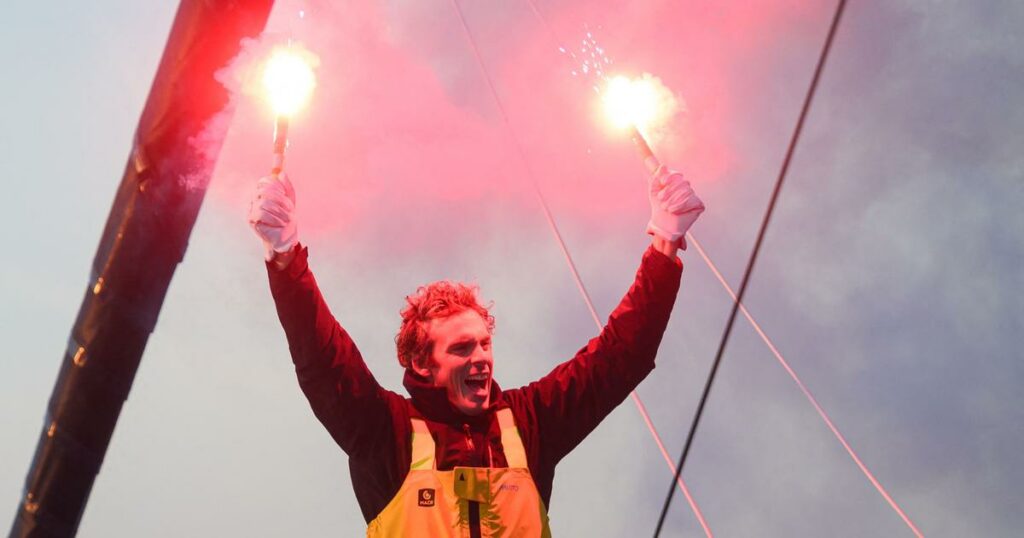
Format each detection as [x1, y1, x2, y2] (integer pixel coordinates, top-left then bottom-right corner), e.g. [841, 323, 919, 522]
[367, 408, 551, 537]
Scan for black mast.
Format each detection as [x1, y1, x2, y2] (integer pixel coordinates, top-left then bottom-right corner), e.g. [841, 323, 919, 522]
[11, 1, 274, 536]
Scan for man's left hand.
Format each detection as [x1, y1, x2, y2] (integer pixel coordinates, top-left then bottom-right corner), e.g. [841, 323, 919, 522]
[647, 166, 705, 250]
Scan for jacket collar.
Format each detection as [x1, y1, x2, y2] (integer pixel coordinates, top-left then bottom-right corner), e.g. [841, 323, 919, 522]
[403, 370, 505, 426]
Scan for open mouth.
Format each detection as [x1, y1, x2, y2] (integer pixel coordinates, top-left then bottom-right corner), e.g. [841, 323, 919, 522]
[464, 373, 490, 392]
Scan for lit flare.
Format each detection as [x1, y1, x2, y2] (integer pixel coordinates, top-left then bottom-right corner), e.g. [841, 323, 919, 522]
[260, 45, 317, 176]
[262, 47, 317, 118]
[601, 74, 675, 173]
[602, 75, 661, 132]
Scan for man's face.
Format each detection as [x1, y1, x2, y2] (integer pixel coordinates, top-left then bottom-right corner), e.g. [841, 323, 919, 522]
[423, 309, 494, 416]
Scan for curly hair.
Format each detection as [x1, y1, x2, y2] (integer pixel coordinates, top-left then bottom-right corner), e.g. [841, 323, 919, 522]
[395, 281, 495, 370]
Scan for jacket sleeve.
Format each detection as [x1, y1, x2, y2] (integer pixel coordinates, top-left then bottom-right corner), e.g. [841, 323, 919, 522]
[519, 245, 683, 464]
[266, 245, 402, 460]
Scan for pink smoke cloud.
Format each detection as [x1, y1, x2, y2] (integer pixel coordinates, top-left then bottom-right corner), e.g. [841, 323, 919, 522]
[205, 0, 829, 256]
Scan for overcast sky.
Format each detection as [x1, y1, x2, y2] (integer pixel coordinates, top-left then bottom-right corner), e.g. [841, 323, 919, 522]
[2, 0, 1022, 536]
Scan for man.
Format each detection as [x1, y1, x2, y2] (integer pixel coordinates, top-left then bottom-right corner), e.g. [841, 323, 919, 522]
[249, 166, 704, 536]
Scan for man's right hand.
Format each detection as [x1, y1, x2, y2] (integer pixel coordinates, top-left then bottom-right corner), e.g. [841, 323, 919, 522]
[248, 174, 298, 264]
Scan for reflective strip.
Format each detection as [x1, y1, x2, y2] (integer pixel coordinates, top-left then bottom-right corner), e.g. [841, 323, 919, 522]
[496, 408, 528, 469]
[410, 419, 435, 471]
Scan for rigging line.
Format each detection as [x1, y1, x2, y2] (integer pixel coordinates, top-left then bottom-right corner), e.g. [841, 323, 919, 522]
[686, 234, 924, 536]
[446, 1, 713, 536]
[517, 2, 920, 533]
[652, 1, 859, 536]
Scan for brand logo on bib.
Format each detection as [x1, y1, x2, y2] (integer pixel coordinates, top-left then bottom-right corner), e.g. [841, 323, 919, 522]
[418, 488, 435, 507]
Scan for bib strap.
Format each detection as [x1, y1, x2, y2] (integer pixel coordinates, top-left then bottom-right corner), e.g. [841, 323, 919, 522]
[496, 408, 528, 469]
[410, 418, 435, 471]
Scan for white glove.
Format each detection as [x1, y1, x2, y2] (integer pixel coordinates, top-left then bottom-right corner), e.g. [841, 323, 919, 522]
[248, 174, 298, 262]
[647, 165, 705, 248]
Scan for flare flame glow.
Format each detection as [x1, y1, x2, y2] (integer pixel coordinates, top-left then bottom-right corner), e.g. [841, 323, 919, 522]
[599, 73, 683, 173]
[606, 73, 679, 134]
[262, 46, 317, 117]
[602, 75, 662, 132]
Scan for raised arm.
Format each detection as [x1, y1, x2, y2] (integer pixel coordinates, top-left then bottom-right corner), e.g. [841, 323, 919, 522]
[250, 175, 401, 459]
[516, 245, 683, 461]
[266, 245, 399, 457]
[515, 166, 703, 463]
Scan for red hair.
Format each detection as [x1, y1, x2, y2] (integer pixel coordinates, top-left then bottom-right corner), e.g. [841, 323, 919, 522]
[395, 281, 494, 370]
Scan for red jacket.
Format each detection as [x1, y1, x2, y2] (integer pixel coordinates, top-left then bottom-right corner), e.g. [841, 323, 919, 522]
[267, 245, 683, 523]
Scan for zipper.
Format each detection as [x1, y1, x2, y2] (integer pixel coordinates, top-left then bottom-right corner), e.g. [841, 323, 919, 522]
[468, 500, 482, 538]
[462, 423, 475, 452]
[463, 423, 483, 538]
